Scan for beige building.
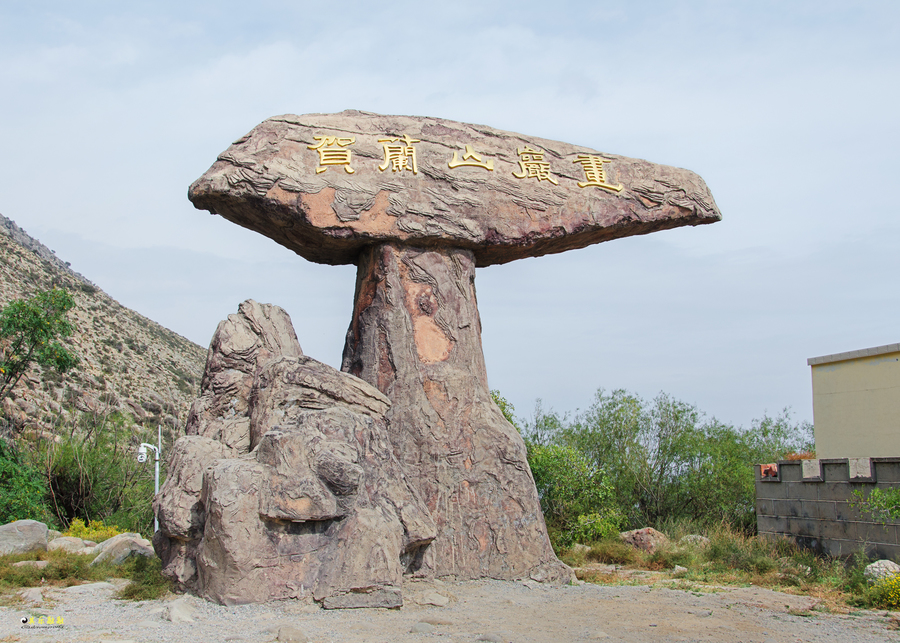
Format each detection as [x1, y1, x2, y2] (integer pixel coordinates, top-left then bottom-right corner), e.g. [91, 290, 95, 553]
[809, 343, 900, 458]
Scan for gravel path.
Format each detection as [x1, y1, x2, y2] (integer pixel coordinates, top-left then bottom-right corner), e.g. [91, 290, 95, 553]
[1, 577, 898, 643]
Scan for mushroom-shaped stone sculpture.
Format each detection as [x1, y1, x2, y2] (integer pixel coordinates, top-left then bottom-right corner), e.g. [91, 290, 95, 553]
[188, 111, 721, 581]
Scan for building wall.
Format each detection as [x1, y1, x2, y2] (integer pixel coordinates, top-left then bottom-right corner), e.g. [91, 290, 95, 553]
[809, 345, 900, 459]
[756, 459, 900, 560]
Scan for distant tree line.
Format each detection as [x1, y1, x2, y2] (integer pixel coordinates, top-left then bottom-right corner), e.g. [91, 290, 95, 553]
[492, 388, 814, 549]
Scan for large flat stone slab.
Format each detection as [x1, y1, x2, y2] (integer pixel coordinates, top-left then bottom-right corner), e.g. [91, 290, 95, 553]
[189, 111, 721, 267]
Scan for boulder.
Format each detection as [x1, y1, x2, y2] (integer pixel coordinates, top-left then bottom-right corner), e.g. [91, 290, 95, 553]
[155, 303, 436, 606]
[185, 299, 302, 453]
[620, 528, 669, 553]
[865, 559, 900, 583]
[13, 560, 48, 569]
[48, 536, 87, 553]
[164, 597, 197, 623]
[679, 534, 710, 548]
[17, 587, 43, 603]
[91, 533, 155, 565]
[0, 520, 48, 555]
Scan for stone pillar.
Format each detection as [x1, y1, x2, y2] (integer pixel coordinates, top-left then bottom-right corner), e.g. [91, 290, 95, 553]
[342, 242, 568, 581]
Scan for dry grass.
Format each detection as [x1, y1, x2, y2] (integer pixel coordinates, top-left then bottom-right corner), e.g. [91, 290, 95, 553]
[0, 549, 170, 602]
[560, 522, 878, 611]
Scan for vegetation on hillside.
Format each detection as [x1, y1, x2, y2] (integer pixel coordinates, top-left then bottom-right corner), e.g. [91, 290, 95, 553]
[0, 288, 78, 404]
[0, 288, 169, 535]
[0, 225, 205, 439]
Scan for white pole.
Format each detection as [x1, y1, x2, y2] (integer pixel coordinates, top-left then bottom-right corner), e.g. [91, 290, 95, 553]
[154, 425, 161, 533]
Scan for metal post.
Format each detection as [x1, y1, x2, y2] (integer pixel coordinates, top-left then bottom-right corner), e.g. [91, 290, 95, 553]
[154, 425, 161, 533]
[139, 427, 163, 534]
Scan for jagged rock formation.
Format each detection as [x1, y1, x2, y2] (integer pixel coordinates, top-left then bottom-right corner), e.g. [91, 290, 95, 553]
[187, 111, 722, 586]
[0, 214, 206, 435]
[155, 301, 435, 606]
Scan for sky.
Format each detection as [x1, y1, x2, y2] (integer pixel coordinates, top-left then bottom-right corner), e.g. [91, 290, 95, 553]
[1, 1, 897, 430]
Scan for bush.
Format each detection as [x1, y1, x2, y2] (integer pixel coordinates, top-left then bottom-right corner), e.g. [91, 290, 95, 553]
[586, 539, 637, 565]
[569, 512, 621, 545]
[40, 411, 159, 534]
[63, 518, 123, 543]
[527, 443, 623, 550]
[852, 487, 900, 524]
[868, 572, 900, 609]
[0, 549, 115, 591]
[0, 441, 52, 524]
[521, 388, 813, 533]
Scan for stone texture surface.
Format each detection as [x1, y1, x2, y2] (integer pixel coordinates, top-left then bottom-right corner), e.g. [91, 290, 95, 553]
[185, 299, 302, 453]
[91, 534, 155, 566]
[189, 111, 721, 268]
[154, 302, 436, 606]
[620, 527, 669, 553]
[48, 536, 86, 553]
[0, 520, 48, 555]
[342, 243, 570, 583]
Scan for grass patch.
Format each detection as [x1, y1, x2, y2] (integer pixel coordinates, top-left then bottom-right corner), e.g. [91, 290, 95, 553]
[0, 549, 116, 593]
[116, 555, 171, 601]
[560, 522, 889, 611]
[0, 549, 170, 602]
[587, 540, 637, 565]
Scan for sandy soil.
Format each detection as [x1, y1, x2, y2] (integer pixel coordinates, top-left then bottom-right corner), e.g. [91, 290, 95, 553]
[1, 577, 898, 643]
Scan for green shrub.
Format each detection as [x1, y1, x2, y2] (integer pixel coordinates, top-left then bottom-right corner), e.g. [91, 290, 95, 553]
[0, 549, 115, 591]
[519, 388, 813, 533]
[868, 573, 900, 609]
[41, 411, 158, 534]
[852, 487, 900, 524]
[587, 539, 637, 565]
[527, 443, 623, 550]
[569, 512, 621, 545]
[0, 441, 51, 524]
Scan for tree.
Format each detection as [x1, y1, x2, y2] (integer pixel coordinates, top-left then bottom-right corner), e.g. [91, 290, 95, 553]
[528, 443, 623, 548]
[0, 288, 78, 404]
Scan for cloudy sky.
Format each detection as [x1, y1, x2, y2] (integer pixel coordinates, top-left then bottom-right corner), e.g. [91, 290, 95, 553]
[1, 1, 897, 429]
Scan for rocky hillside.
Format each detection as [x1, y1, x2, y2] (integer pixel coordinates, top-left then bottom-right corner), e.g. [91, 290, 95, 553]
[0, 214, 206, 436]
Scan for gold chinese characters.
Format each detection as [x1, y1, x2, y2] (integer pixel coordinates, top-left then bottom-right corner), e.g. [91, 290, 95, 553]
[512, 146, 558, 185]
[378, 134, 420, 174]
[308, 136, 356, 174]
[573, 154, 623, 193]
[306, 133, 624, 192]
[448, 145, 493, 171]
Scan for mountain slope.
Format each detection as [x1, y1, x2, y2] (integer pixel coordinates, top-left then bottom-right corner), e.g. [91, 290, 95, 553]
[0, 214, 206, 435]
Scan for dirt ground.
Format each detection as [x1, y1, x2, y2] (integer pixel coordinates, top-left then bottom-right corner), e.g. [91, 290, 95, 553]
[1, 577, 898, 643]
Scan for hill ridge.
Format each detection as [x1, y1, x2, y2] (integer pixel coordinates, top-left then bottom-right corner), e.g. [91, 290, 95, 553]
[0, 214, 206, 437]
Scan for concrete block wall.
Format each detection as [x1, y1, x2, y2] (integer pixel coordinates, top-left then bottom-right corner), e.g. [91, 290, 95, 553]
[756, 458, 900, 560]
